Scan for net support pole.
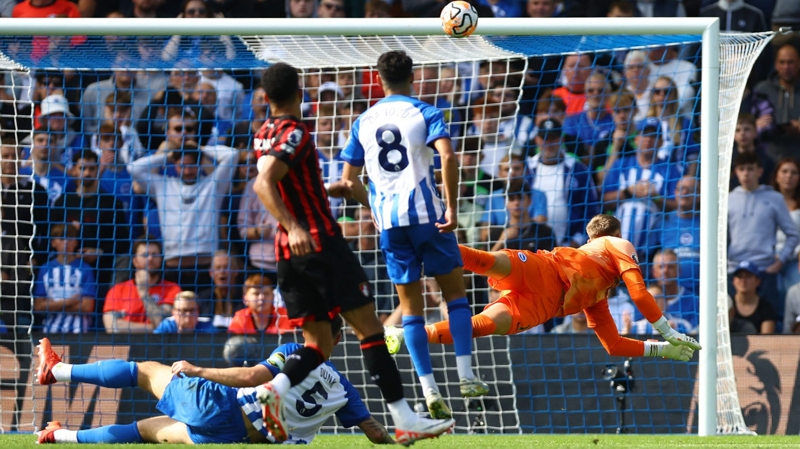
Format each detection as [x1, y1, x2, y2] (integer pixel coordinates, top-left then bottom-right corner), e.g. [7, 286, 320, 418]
[698, 19, 720, 437]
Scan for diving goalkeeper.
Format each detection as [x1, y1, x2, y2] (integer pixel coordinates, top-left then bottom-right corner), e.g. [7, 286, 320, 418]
[387, 214, 701, 361]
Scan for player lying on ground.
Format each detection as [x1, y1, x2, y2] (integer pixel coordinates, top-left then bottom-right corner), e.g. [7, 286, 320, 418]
[253, 62, 453, 445]
[331, 49, 487, 421]
[386, 214, 701, 361]
[35, 315, 393, 445]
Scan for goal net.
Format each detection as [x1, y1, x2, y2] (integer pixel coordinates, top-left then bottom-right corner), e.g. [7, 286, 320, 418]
[0, 19, 772, 436]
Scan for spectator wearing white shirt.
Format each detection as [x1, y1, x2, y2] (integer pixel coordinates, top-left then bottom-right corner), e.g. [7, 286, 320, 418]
[648, 46, 698, 117]
[129, 140, 238, 294]
[199, 70, 245, 122]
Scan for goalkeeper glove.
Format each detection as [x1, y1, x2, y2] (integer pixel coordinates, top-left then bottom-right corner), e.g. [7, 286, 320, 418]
[652, 316, 702, 350]
[644, 341, 695, 361]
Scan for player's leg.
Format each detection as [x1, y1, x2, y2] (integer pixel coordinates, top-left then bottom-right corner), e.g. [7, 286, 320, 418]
[37, 419, 150, 444]
[259, 256, 335, 442]
[459, 245, 512, 279]
[136, 416, 194, 444]
[342, 302, 454, 442]
[382, 226, 449, 413]
[36, 338, 170, 396]
[426, 301, 514, 344]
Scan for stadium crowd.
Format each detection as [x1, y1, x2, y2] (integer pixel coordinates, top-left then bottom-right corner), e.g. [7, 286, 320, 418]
[1, 0, 800, 342]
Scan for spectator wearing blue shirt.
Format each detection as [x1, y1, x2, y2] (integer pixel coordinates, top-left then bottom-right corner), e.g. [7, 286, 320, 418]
[602, 117, 681, 254]
[36, 94, 85, 170]
[646, 77, 700, 176]
[477, 0, 524, 17]
[479, 156, 547, 242]
[633, 248, 699, 329]
[154, 292, 218, 334]
[20, 127, 73, 206]
[563, 71, 615, 171]
[648, 176, 701, 292]
[525, 118, 599, 246]
[315, 106, 345, 218]
[33, 224, 96, 334]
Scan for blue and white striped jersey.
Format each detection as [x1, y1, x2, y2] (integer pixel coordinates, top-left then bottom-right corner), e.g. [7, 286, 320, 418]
[237, 342, 370, 444]
[341, 95, 450, 231]
[33, 258, 96, 334]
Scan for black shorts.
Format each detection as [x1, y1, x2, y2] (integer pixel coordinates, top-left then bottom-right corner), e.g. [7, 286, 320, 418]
[277, 235, 374, 326]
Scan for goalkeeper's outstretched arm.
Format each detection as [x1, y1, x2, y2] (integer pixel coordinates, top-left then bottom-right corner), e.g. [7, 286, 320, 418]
[622, 269, 702, 351]
[584, 301, 694, 362]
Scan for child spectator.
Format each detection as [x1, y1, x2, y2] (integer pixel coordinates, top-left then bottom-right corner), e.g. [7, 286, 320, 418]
[728, 152, 799, 321]
[33, 224, 96, 333]
[103, 239, 181, 333]
[154, 291, 217, 334]
[730, 261, 778, 334]
[729, 112, 775, 190]
[490, 179, 555, 252]
[227, 274, 293, 334]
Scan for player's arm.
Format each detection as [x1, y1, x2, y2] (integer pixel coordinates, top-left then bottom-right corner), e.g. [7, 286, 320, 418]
[584, 301, 693, 361]
[432, 137, 458, 232]
[170, 360, 274, 388]
[621, 269, 701, 350]
[340, 162, 370, 207]
[357, 417, 395, 444]
[253, 155, 316, 256]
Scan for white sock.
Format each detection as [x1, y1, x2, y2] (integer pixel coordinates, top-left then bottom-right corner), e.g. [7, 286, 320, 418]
[51, 363, 72, 382]
[271, 373, 292, 396]
[387, 399, 417, 429]
[419, 373, 437, 394]
[53, 429, 78, 443]
[456, 355, 475, 380]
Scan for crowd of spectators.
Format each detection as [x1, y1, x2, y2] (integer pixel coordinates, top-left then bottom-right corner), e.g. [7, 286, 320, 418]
[1, 0, 800, 340]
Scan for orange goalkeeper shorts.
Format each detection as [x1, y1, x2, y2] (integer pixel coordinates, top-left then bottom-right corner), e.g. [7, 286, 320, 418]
[484, 249, 566, 334]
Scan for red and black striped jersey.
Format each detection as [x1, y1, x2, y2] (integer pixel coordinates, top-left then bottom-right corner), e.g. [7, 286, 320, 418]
[254, 115, 340, 261]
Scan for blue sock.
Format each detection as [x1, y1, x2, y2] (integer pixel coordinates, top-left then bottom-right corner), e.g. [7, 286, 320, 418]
[447, 297, 473, 357]
[77, 422, 143, 444]
[71, 360, 138, 389]
[402, 315, 433, 376]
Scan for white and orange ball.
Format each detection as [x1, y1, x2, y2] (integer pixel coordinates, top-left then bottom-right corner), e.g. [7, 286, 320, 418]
[440, 1, 478, 38]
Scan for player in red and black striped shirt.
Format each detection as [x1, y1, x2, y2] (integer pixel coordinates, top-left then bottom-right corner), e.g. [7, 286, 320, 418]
[252, 63, 453, 445]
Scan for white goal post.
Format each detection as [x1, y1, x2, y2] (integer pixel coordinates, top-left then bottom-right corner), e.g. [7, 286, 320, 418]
[0, 16, 773, 436]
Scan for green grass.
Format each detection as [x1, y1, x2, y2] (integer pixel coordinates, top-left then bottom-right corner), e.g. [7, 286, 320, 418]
[5, 434, 800, 448]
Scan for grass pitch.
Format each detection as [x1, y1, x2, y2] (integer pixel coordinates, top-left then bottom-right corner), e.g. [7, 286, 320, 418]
[4, 433, 800, 448]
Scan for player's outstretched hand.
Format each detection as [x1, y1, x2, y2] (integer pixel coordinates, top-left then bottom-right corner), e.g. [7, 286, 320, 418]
[661, 343, 694, 362]
[435, 208, 458, 233]
[288, 226, 318, 256]
[171, 360, 201, 377]
[652, 316, 702, 351]
[327, 180, 353, 199]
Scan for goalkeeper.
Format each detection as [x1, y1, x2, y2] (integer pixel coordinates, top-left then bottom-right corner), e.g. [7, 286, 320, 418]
[36, 315, 394, 445]
[387, 214, 701, 361]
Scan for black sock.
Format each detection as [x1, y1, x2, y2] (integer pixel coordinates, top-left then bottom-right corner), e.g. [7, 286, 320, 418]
[361, 333, 404, 403]
[282, 346, 326, 387]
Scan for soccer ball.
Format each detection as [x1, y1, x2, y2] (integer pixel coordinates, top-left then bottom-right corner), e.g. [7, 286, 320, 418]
[440, 1, 478, 38]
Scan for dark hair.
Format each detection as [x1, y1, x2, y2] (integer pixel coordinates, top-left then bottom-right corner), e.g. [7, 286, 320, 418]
[261, 63, 300, 108]
[609, 0, 635, 15]
[737, 112, 756, 128]
[50, 223, 79, 239]
[734, 151, 761, 168]
[330, 314, 344, 339]
[72, 149, 99, 164]
[181, 0, 211, 17]
[506, 178, 530, 198]
[132, 238, 162, 256]
[170, 140, 202, 163]
[771, 158, 800, 205]
[377, 51, 413, 86]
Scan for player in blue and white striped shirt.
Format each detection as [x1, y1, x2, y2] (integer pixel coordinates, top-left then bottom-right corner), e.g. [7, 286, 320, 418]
[333, 51, 488, 421]
[35, 315, 394, 445]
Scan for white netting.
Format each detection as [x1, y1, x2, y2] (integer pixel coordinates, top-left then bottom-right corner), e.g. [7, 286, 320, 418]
[715, 32, 774, 436]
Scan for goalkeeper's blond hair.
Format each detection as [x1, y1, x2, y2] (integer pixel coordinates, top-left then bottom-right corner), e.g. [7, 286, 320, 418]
[586, 214, 622, 239]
